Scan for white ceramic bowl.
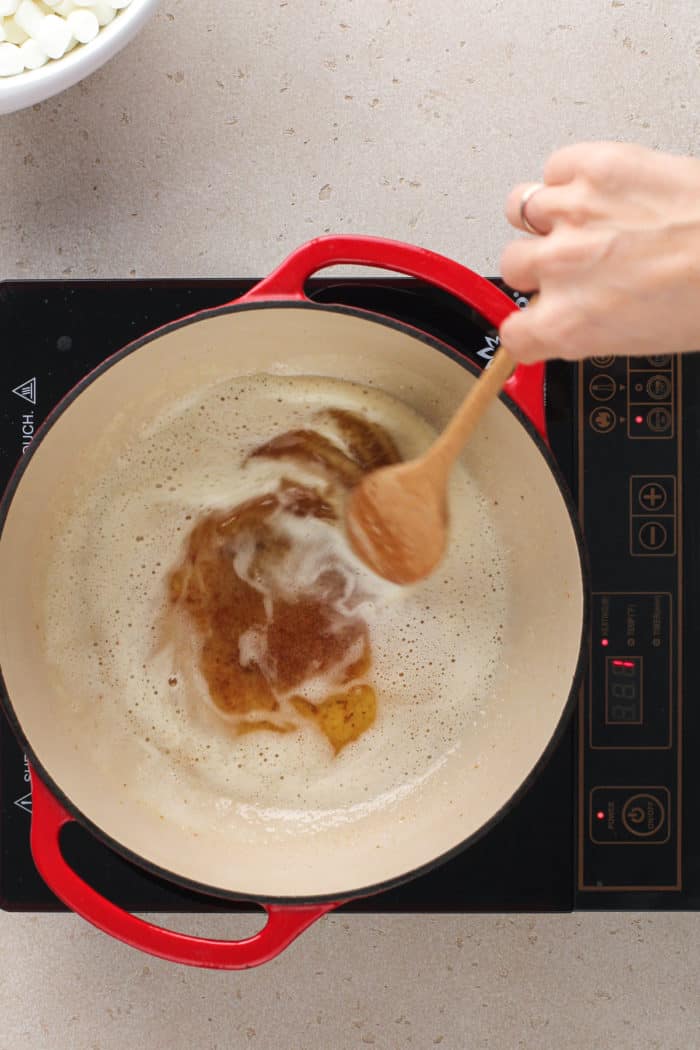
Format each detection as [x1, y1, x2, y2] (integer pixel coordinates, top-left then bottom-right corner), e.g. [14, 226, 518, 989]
[0, 0, 160, 116]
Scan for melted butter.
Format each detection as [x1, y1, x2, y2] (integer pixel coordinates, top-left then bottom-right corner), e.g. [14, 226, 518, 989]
[165, 410, 399, 754]
[41, 372, 509, 830]
[291, 685, 377, 755]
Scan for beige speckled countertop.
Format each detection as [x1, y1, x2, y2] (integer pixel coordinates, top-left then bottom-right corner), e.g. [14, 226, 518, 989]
[1, 2, 699, 1048]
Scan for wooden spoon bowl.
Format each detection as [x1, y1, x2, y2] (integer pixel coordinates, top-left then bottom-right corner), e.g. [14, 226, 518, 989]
[346, 347, 515, 584]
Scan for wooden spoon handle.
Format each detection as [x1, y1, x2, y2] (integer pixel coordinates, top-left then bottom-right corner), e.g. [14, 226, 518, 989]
[427, 346, 515, 471]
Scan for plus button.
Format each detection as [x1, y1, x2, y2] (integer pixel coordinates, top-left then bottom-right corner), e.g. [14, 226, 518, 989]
[637, 481, 669, 514]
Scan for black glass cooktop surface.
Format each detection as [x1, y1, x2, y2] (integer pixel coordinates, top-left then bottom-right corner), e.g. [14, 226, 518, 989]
[1, 277, 697, 913]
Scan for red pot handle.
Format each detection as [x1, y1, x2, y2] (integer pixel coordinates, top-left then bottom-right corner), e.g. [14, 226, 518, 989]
[29, 770, 339, 970]
[236, 235, 547, 442]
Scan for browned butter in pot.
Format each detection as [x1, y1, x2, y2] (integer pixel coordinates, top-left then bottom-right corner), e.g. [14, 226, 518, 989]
[40, 373, 506, 823]
[165, 411, 400, 754]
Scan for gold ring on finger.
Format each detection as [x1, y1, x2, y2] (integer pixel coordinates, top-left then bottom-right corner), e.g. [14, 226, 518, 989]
[520, 183, 547, 236]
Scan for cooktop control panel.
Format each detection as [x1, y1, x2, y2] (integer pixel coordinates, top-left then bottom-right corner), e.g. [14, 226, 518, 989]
[578, 354, 682, 893]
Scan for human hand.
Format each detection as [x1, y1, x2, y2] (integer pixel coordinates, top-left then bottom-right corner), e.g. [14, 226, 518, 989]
[498, 141, 700, 362]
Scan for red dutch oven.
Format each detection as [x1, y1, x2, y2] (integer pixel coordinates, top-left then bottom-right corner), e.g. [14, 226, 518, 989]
[0, 236, 587, 968]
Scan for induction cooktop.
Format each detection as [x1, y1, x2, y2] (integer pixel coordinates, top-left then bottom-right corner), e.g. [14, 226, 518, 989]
[1, 277, 698, 914]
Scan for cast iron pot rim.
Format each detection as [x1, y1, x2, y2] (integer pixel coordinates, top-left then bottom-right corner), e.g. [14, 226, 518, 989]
[0, 299, 590, 906]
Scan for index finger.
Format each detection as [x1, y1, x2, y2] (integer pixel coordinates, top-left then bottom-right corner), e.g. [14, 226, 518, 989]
[543, 142, 606, 185]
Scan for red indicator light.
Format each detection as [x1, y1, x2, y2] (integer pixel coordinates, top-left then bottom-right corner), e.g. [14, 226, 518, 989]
[635, 415, 643, 424]
[601, 638, 609, 647]
[612, 659, 636, 668]
[596, 810, 606, 821]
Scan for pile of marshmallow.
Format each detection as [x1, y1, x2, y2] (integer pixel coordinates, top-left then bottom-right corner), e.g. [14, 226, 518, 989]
[0, 0, 132, 76]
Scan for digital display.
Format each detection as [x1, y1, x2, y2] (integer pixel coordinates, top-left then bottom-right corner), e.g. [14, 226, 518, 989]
[605, 656, 643, 724]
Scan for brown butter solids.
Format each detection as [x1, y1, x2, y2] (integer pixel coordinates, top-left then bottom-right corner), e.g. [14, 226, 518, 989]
[166, 410, 399, 754]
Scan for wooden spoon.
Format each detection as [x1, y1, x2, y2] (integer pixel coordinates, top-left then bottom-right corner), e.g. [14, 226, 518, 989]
[346, 346, 515, 584]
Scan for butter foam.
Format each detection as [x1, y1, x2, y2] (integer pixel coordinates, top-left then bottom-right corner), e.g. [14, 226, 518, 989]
[40, 374, 507, 833]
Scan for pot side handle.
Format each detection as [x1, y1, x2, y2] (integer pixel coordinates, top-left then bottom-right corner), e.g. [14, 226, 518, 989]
[29, 770, 339, 970]
[235, 235, 547, 442]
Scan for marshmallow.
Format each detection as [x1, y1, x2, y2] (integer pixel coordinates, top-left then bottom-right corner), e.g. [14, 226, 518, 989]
[19, 35, 47, 67]
[37, 13, 73, 59]
[66, 8, 97, 42]
[15, 1, 45, 40]
[0, 40, 23, 74]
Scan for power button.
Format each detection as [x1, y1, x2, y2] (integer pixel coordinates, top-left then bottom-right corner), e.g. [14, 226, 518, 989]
[590, 786, 670, 844]
[622, 793, 666, 838]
